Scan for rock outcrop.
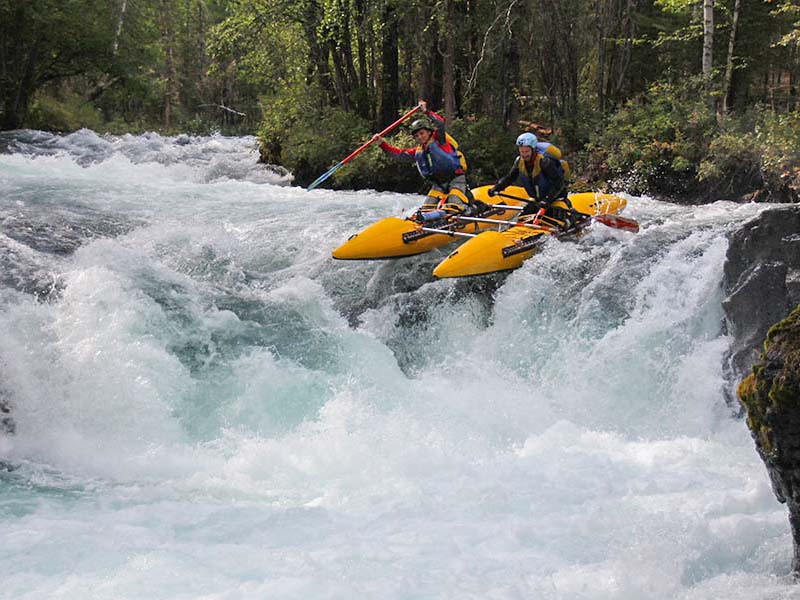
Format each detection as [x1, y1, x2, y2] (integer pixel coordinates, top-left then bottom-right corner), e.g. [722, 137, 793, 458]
[726, 206, 800, 573]
[738, 305, 800, 572]
[723, 206, 800, 380]
[0, 392, 13, 471]
[0, 380, 12, 435]
[1, 397, 13, 435]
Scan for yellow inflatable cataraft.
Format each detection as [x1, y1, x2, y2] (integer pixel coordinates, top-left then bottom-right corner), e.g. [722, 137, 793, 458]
[431, 192, 628, 278]
[331, 185, 528, 260]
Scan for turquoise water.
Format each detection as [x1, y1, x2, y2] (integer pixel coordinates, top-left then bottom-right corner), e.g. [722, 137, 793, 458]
[0, 130, 795, 599]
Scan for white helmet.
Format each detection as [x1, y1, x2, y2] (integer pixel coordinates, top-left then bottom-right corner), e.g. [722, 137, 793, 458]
[516, 132, 538, 147]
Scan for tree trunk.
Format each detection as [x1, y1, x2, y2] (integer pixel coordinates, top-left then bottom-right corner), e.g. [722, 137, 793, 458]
[403, 28, 414, 108]
[354, 0, 369, 115]
[419, 35, 436, 105]
[441, 0, 457, 120]
[594, 0, 607, 113]
[702, 0, 714, 84]
[612, 0, 635, 103]
[330, 41, 351, 111]
[536, 0, 580, 142]
[2, 44, 38, 130]
[113, 0, 128, 55]
[301, 0, 333, 103]
[341, 16, 358, 95]
[721, 0, 740, 114]
[379, 3, 399, 125]
[564, 17, 580, 143]
[327, 0, 356, 111]
[87, 0, 128, 105]
[1, 6, 38, 130]
[501, 37, 520, 128]
[161, 0, 177, 129]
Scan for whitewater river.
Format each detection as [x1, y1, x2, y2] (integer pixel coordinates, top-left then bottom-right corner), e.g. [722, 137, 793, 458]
[0, 130, 796, 599]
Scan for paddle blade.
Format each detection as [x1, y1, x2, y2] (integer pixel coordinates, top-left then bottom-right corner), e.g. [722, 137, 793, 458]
[593, 213, 640, 232]
[307, 162, 343, 190]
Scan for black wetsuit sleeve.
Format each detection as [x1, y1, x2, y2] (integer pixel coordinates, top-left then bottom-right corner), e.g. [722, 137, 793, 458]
[540, 154, 563, 180]
[494, 157, 520, 191]
[540, 155, 566, 202]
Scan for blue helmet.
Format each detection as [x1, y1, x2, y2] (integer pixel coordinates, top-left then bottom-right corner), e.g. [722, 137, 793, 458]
[516, 132, 538, 147]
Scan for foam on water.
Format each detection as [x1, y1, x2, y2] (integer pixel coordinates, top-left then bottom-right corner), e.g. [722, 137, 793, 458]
[0, 131, 797, 599]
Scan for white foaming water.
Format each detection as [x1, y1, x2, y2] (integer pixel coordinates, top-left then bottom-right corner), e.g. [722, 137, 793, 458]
[0, 131, 796, 599]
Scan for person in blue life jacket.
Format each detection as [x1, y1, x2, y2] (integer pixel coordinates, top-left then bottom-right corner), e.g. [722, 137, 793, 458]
[372, 101, 475, 224]
[489, 132, 574, 229]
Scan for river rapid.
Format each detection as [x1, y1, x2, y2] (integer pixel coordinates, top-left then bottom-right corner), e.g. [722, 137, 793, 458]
[0, 130, 795, 599]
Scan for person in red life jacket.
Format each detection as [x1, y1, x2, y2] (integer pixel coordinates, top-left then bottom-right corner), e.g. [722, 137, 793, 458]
[489, 132, 574, 228]
[372, 101, 474, 224]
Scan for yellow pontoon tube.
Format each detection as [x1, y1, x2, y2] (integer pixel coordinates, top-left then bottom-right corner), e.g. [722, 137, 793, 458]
[432, 192, 628, 278]
[331, 186, 529, 260]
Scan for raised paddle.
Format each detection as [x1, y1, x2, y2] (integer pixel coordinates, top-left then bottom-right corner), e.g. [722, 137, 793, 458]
[494, 190, 640, 232]
[307, 105, 423, 190]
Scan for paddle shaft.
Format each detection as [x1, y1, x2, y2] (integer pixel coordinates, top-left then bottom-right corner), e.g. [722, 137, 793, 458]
[490, 203, 524, 211]
[455, 215, 557, 233]
[494, 190, 542, 206]
[308, 105, 422, 190]
[417, 206, 631, 245]
[458, 211, 637, 234]
[495, 191, 640, 232]
[418, 226, 476, 238]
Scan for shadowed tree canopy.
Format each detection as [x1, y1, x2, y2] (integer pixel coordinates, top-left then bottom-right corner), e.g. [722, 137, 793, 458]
[0, 0, 797, 201]
[0, 0, 116, 129]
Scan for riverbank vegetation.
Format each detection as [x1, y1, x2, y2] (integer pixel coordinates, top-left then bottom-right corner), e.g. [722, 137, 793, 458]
[2, 0, 799, 201]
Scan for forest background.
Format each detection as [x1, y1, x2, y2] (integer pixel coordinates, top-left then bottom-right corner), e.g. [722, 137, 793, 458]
[2, 0, 799, 202]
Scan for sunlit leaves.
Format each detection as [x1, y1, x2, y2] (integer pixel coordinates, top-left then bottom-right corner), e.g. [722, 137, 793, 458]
[208, 0, 308, 92]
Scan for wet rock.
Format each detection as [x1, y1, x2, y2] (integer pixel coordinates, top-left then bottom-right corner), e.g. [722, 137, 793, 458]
[0, 387, 15, 472]
[738, 305, 800, 572]
[723, 206, 800, 380]
[0, 393, 14, 435]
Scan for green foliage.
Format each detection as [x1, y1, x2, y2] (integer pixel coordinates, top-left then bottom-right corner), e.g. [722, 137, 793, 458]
[257, 83, 318, 164]
[587, 84, 800, 201]
[756, 111, 800, 200]
[258, 104, 523, 192]
[449, 117, 519, 187]
[772, 0, 800, 47]
[654, 0, 695, 16]
[95, 75, 169, 133]
[258, 92, 418, 190]
[1, 0, 798, 205]
[586, 79, 717, 196]
[282, 106, 372, 188]
[694, 110, 800, 201]
[208, 2, 307, 93]
[697, 118, 762, 197]
[335, 129, 422, 193]
[0, 0, 115, 129]
[758, 111, 800, 174]
[27, 93, 104, 133]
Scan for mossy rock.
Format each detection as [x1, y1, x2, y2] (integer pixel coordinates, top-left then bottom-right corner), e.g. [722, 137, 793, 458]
[739, 303, 800, 501]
